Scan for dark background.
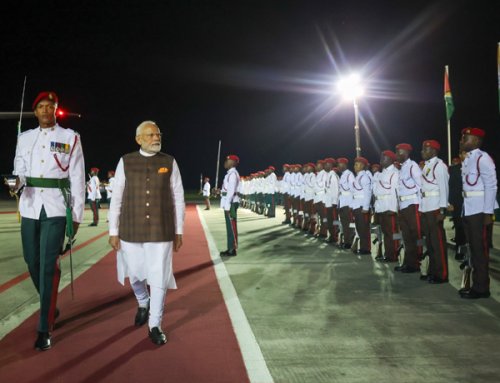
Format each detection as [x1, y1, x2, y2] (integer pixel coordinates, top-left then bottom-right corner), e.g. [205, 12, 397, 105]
[1, 0, 499, 190]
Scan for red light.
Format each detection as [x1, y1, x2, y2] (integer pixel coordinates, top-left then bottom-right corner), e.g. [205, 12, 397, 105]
[57, 109, 65, 117]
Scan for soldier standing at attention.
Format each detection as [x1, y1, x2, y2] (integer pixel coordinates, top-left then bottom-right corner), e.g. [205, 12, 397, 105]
[12, 91, 85, 350]
[459, 128, 497, 299]
[220, 155, 241, 256]
[373, 151, 400, 262]
[337, 158, 355, 249]
[202, 177, 211, 210]
[448, 153, 467, 260]
[420, 140, 449, 284]
[351, 157, 372, 255]
[324, 158, 340, 244]
[282, 164, 292, 224]
[87, 167, 101, 226]
[394, 143, 423, 273]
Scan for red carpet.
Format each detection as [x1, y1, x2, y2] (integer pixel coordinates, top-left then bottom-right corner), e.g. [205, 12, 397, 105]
[0, 205, 250, 383]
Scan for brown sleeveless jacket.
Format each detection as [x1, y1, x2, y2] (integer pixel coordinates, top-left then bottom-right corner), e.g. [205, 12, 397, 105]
[119, 151, 175, 242]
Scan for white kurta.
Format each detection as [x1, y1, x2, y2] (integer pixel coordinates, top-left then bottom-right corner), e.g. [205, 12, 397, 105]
[108, 149, 185, 289]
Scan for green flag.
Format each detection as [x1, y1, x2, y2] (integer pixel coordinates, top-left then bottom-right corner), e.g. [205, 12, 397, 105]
[444, 66, 454, 121]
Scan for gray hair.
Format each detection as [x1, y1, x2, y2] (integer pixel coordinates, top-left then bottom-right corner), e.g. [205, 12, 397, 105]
[136, 120, 159, 136]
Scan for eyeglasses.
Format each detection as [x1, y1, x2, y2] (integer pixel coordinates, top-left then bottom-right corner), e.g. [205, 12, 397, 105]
[142, 132, 162, 139]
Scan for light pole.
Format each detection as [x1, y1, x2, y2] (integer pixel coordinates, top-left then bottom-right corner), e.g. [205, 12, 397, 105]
[337, 74, 364, 158]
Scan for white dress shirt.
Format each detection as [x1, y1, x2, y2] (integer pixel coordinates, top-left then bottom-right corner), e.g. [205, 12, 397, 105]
[202, 181, 211, 197]
[351, 170, 373, 211]
[87, 175, 101, 201]
[339, 169, 355, 208]
[397, 158, 422, 209]
[373, 164, 399, 213]
[221, 167, 240, 211]
[324, 170, 340, 208]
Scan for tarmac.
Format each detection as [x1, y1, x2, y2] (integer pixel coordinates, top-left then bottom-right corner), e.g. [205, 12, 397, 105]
[1, 198, 500, 382]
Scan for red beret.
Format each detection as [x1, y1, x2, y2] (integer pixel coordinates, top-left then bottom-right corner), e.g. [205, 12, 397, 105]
[422, 140, 440, 150]
[371, 163, 380, 169]
[354, 156, 369, 166]
[268, 166, 275, 171]
[307, 162, 316, 169]
[337, 157, 349, 164]
[324, 157, 336, 164]
[382, 150, 397, 161]
[32, 91, 58, 110]
[283, 163, 290, 167]
[395, 143, 413, 152]
[226, 154, 240, 163]
[90, 167, 99, 172]
[461, 127, 485, 138]
[317, 159, 326, 164]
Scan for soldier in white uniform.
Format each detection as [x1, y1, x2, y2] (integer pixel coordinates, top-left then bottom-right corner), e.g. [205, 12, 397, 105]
[282, 164, 292, 224]
[302, 163, 316, 232]
[324, 158, 340, 243]
[419, 140, 449, 284]
[220, 155, 241, 256]
[312, 159, 326, 236]
[87, 167, 101, 226]
[109, 121, 185, 345]
[459, 128, 497, 299]
[394, 143, 423, 273]
[202, 176, 211, 210]
[264, 166, 277, 218]
[337, 158, 355, 248]
[351, 157, 373, 254]
[12, 91, 85, 350]
[373, 150, 400, 262]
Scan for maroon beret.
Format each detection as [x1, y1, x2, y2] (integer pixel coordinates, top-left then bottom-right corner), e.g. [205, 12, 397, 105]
[381, 150, 397, 161]
[354, 156, 369, 166]
[226, 154, 240, 163]
[337, 157, 349, 164]
[32, 91, 58, 110]
[422, 140, 440, 150]
[395, 143, 413, 152]
[461, 127, 485, 138]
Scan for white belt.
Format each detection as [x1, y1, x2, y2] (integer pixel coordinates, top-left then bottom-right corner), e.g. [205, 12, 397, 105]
[399, 193, 418, 202]
[422, 191, 439, 198]
[376, 195, 391, 200]
[463, 191, 484, 197]
[353, 194, 364, 199]
[340, 191, 352, 196]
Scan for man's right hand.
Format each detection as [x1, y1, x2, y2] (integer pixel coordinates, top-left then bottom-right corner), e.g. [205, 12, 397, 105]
[109, 236, 120, 251]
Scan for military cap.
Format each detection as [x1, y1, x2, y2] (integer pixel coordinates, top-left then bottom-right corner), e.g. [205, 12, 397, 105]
[395, 143, 413, 152]
[381, 150, 397, 161]
[461, 127, 485, 138]
[422, 140, 440, 150]
[226, 154, 240, 163]
[32, 91, 58, 110]
[354, 156, 369, 166]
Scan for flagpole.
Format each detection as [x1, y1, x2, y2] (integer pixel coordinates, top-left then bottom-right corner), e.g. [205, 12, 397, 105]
[497, 42, 500, 114]
[447, 119, 451, 166]
[444, 65, 454, 166]
[215, 140, 221, 189]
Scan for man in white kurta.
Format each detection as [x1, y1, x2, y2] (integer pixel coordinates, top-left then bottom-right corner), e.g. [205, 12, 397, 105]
[108, 121, 185, 345]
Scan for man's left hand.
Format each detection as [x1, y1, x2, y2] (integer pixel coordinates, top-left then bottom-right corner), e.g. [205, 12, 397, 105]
[174, 234, 183, 252]
[73, 222, 80, 236]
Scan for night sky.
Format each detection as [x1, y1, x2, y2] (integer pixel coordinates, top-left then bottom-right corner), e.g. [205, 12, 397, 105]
[1, 0, 499, 190]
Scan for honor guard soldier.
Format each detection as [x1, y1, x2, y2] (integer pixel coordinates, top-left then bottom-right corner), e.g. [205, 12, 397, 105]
[302, 163, 316, 232]
[12, 91, 86, 350]
[373, 150, 400, 262]
[202, 176, 211, 210]
[264, 166, 277, 217]
[394, 143, 423, 273]
[352, 157, 373, 255]
[312, 159, 326, 236]
[459, 128, 497, 298]
[337, 158, 355, 248]
[87, 167, 101, 226]
[220, 155, 241, 256]
[282, 164, 292, 223]
[420, 140, 449, 283]
[105, 170, 115, 205]
[448, 152, 467, 260]
[324, 158, 340, 243]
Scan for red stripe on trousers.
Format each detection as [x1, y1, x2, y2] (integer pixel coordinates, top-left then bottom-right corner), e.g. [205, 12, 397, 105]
[436, 213, 448, 280]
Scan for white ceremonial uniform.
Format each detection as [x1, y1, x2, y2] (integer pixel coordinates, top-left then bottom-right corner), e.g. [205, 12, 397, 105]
[339, 169, 355, 209]
[105, 176, 115, 200]
[373, 164, 399, 213]
[314, 169, 327, 204]
[324, 170, 340, 208]
[221, 167, 240, 210]
[282, 171, 291, 195]
[266, 172, 277, 194]
[88, 175, 101, 201]
[398, 158, 422, 209]
[462, 148, 498, 216]
[202, 181, 211, 197]
[304, 172, 316, 202]
[352, 170, 373, 211]
[13, 124, 86, 223]
[420, 156, 449, 213]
